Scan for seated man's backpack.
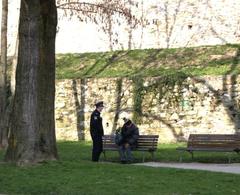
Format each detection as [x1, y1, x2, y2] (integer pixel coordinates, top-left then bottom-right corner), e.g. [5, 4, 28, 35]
[114, 128, 122, 145]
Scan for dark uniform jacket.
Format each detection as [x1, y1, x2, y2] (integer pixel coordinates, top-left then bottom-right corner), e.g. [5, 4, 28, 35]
[90, 109, 104, 138]
[120, 123, 139, 146]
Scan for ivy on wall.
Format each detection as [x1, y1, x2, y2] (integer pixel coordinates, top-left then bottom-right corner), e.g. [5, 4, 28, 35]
[131, 72, 188, 124]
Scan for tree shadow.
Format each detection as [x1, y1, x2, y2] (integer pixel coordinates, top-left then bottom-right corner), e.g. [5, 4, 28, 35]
[122, 74, 188, 141]
[110, 78, 133, 134]
[210, 27, 227, 44]
[109, 75, 182, 138]
[164, 0, 183, 48]
[141, 75, 188, 141]
[142, 113, 181, 140]
[126, 49, 162, 77]
[186, 0, 235, 45]
[206, 1, 228, 44]
[81, 51, 130, 78]
[148, 0, 183, 48]
[72, 79, 86, 140]
[91, 51, 130, 77]
[192, 45, 240, 133]
[111, 78, 123, 133]
[81, 53, 109, 77]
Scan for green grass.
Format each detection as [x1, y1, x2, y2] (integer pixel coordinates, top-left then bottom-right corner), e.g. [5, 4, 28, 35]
[0, 141, 240, 194]
[56, 44, 240, 79]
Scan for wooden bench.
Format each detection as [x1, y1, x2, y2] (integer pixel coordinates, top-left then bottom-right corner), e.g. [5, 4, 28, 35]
[102, 135, 159, 162]
[176, 134, 240, 163]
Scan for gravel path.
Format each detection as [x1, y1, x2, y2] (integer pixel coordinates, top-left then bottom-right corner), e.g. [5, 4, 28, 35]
[134, 162, 240, 174]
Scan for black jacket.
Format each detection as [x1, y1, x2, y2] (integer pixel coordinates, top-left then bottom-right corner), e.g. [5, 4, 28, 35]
[121, 123, 139, 146]
[90, 109, 104, 138]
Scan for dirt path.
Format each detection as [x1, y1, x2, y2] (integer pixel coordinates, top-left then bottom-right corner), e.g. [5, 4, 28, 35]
[134, 162, 240, 174]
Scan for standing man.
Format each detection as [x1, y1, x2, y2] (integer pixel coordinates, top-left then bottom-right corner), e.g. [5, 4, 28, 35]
[90, 101, 104, 162]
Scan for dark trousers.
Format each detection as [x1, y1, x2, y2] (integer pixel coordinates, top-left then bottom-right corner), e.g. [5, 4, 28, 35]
[119, 144, 133, 161]
[92, 136, 103, 162]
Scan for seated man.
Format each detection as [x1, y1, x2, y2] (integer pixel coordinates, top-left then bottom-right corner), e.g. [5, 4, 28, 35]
[118, 118, 139, 163]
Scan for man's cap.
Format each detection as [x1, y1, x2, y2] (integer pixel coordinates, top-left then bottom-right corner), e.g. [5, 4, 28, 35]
[95, 101, 104, 108]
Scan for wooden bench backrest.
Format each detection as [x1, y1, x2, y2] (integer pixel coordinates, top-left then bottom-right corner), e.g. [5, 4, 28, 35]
[102, 135, 118, 150]
[187, 134, 240, 149]
[136, 135, 159, 150]
[102, 135, 159, 150]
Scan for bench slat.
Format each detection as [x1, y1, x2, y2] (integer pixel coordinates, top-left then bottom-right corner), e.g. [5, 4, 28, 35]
[102, 135, 159, 140]
[189, 141, 240, 143]
[189, 142, 240, 147]
[187, 147, 238, 151]
[103, 139, 158, 142]
[103, 148, 157, 151]
[103, 143, 158, 148]
[137, 143, 157, 147]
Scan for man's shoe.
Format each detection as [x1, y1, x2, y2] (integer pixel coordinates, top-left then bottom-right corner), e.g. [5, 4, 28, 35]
[126, 160, 134, 164]
[121, 160, 127, 164]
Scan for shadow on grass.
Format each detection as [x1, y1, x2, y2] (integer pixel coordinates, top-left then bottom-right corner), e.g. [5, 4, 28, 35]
[1, 143, 240, 195]
[55, 141, 240, 164]
[1, 141, 239, 164]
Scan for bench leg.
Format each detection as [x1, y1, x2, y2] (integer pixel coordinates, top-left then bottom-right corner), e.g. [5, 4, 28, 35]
[236, 151, 240, 162]
[189, 151, 194, 160]
[178, 150, 184, 162]
[226, 153, 231, 163]
[142, 152, 145, 163]
[151, 151, 155, 161]
[179, 155, 183, 163]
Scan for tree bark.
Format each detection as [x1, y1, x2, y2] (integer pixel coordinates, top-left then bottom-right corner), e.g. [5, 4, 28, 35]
[5, 0, 58, 164]
[0, 0, 8, 149]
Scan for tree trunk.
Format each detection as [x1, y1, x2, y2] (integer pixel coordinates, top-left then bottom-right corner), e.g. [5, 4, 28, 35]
[0, 0, 8, 149]
[5, 0, 58, 164]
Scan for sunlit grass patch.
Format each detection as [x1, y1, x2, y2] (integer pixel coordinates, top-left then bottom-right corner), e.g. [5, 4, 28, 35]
[0, 141, 240, 194]
[56, 44, 240, 79]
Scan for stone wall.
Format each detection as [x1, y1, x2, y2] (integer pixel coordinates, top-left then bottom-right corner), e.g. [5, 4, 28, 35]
[55, 75, 240, 143]
[2, 0, 240, 54]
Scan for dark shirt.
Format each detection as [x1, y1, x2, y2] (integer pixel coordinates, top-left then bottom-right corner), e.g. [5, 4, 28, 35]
[90, 109, 104, 138]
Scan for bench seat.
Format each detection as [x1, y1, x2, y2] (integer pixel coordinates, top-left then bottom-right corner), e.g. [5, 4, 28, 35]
[102, 135, 159, 162]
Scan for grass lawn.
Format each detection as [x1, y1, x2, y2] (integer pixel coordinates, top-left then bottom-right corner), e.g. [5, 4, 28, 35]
[0, 141, 240, 194]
